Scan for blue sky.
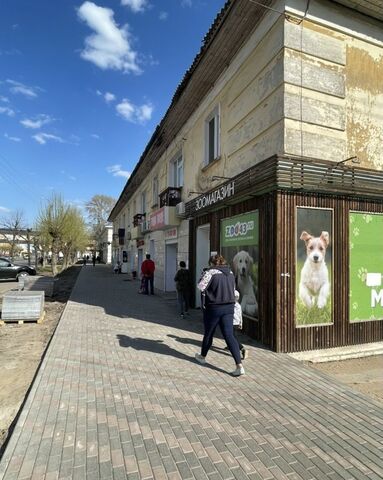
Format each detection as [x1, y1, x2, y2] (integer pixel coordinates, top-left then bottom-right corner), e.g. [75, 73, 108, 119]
[0, 0, 225, 226]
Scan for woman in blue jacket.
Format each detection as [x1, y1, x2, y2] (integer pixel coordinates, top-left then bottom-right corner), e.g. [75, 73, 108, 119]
[195, 254, 245, 376]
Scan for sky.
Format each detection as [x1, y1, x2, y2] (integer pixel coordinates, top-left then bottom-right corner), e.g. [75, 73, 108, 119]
[0, 0, 225, 226]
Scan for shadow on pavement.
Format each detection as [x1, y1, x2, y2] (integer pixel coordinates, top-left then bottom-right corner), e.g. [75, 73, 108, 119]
[117, 334, 230, 375]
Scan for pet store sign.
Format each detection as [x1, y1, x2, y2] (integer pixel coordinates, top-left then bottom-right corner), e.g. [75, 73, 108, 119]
[221, 211, 259, 247]
[349, 212, 383, 322]
[195, 181, 235, 211]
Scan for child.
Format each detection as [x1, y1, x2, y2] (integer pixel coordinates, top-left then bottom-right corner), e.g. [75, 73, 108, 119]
[234, 290, 248, 360]
[138, 274, 146, 294]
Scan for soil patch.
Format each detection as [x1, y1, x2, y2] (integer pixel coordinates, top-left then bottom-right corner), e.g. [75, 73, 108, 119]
[310, 355, 383, 404]
[0, 265, 81, 453]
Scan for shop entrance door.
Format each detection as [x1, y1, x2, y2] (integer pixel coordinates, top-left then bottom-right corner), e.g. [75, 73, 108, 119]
[165, 243, 177, 291]
[195, 224, 210, 307]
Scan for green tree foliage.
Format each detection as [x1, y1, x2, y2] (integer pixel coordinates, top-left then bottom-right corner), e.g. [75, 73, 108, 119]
[36, 195, 88, 275]
[85, 194, 115, 250]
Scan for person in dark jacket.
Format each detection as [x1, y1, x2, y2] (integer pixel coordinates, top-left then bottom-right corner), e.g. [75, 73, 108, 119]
[141, 254, 155, 295]
[195, 254, 245, 376]
[174, 261, 192, 317]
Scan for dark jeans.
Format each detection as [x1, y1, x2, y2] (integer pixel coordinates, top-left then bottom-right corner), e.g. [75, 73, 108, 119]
[201, 304, 241, 364]
[144, 275, 154, 295]
[177, 290, 189, 315]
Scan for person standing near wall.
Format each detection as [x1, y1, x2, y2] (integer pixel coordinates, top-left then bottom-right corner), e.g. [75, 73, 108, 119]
[195, 254, 245, 376]
[174, 261, 192, 317]
[141, 253, 155, 295]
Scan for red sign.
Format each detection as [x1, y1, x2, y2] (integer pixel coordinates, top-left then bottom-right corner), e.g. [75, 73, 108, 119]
[150, 207, 165, 230]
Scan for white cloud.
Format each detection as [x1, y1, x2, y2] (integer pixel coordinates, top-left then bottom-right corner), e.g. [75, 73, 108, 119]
[20, 114, 54, 129]
[61, 170, 77, 181]
[6, 79, 40, 98]
[104, 91, 116, 103]
[32, 133, 64, 145]
[107, 164, 131, 179]
[91, 133, 100, 139]
[121, 0, 148, 13]
[97, 90, 116, 103]
[159, 11, 168, 20]
[0, 206, 11, 212]
[0, 96, 10, 103]
[181, 0, 192, 7]
[77, 2, 141, 74]
[0, 106, 15, 116]
[4, 133, 21, 142]
[116, 99, 153, 124]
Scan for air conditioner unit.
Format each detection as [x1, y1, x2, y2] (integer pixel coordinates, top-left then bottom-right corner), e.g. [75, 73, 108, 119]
[175, 201, 186, 217]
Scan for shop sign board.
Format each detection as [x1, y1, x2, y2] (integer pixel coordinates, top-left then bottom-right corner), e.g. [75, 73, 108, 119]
[150, 207, 165, 230]
[295, 207, 333, 327]
[220, 211, 259, 319]
[195, 181, 235, 211]
[349, 212, 383, 322]
[165, 228, 178, 240]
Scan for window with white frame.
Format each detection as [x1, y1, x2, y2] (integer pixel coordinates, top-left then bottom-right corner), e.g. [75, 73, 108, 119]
[152, 176, 159, 206]
[141, 191, 146, 214]
[205, 105, 220, 165]
[170, 153, 183, 188]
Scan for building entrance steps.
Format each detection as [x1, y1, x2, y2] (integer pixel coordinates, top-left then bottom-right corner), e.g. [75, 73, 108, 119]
[0, 265, 382, 480]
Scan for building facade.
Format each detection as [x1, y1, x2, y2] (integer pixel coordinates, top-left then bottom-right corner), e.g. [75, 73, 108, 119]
[109, 0, 383, 351]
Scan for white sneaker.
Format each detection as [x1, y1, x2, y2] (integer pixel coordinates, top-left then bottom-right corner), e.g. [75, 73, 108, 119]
[232, 365, 245, 376]
[195, 353, 206, 365]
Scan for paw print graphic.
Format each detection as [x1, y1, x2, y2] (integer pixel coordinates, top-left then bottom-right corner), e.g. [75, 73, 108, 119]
[353, 227, 360, 236]
[357, 267, 367, 282]
[363, 214, 373, 223]
[352, 302, 358, 310]
[350, 242, 354, 250]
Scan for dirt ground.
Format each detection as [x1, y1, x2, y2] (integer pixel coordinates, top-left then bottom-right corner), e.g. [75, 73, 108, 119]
[310, 355, 383, 403]
[0, 267, 382, 454]
[0, 265, 81, 454]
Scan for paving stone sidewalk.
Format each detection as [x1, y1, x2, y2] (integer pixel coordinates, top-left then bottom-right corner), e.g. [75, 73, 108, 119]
[0, 265, 382, 480]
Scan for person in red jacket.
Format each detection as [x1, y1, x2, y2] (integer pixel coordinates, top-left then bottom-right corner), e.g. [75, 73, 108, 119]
[141, 254, 155, 295]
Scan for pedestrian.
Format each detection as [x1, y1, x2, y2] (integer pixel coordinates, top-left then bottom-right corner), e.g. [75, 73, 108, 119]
[92, 255, 96, 267]
[174, 261, 192, 317]
[141, 254, 155, 295]
[82, 255, 86, 266]
[195, 254, 245, 376]
[233, 290, 248, 360]
[113, 260, 120, 274]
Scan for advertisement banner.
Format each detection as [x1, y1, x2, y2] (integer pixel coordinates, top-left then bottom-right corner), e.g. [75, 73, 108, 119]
[220, 211, 259, 319]
[349, 212, 383, 322]
[296, 207, 333, 326]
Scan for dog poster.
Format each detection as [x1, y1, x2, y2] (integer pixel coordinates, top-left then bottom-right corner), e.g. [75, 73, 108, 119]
[349, 212, 383, 322]
[296, 207, 333, 326]
[220, 211, 259, 319]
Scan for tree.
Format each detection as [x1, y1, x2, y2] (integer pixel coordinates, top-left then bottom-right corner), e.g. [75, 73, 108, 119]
[0, 210, 26, 260]
[36, 195, 89, 275]
[85, 194, 116, 250]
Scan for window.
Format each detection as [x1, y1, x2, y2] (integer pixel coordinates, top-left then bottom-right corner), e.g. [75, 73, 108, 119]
[205, 105, 220, 165]
[152, 176, 159, 206]
[170, 153, 183, 188]
[141, 191, 146, 215]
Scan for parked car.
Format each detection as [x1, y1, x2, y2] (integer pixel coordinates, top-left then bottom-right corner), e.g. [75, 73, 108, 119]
[0, 256, 36, 281]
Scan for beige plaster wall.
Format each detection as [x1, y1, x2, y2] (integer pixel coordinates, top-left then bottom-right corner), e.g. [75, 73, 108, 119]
[284, 1, 383, 168]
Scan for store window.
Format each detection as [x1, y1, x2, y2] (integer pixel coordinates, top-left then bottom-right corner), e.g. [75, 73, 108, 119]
[205, 105, 220, 165]
[295, 207, 333, 327]
[220, 211, 259, 319]
[349, 212, 383, 323]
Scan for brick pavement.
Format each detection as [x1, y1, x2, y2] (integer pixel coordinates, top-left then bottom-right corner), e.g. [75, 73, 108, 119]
[0, 265, 382, 480]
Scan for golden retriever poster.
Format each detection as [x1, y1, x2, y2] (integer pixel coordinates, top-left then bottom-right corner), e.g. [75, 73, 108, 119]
[220, 211, 259, 319]
[296, 207, 333, 326]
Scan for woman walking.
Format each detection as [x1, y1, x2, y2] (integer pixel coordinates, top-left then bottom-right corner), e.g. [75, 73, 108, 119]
[195, 254, 245, 376]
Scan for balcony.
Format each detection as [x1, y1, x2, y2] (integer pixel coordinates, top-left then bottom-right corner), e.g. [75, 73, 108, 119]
[133, 213, 145, 227]
[139, 220, 151, 235]
[159, 187, 182, 207]
[149, 206, 181, 231]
